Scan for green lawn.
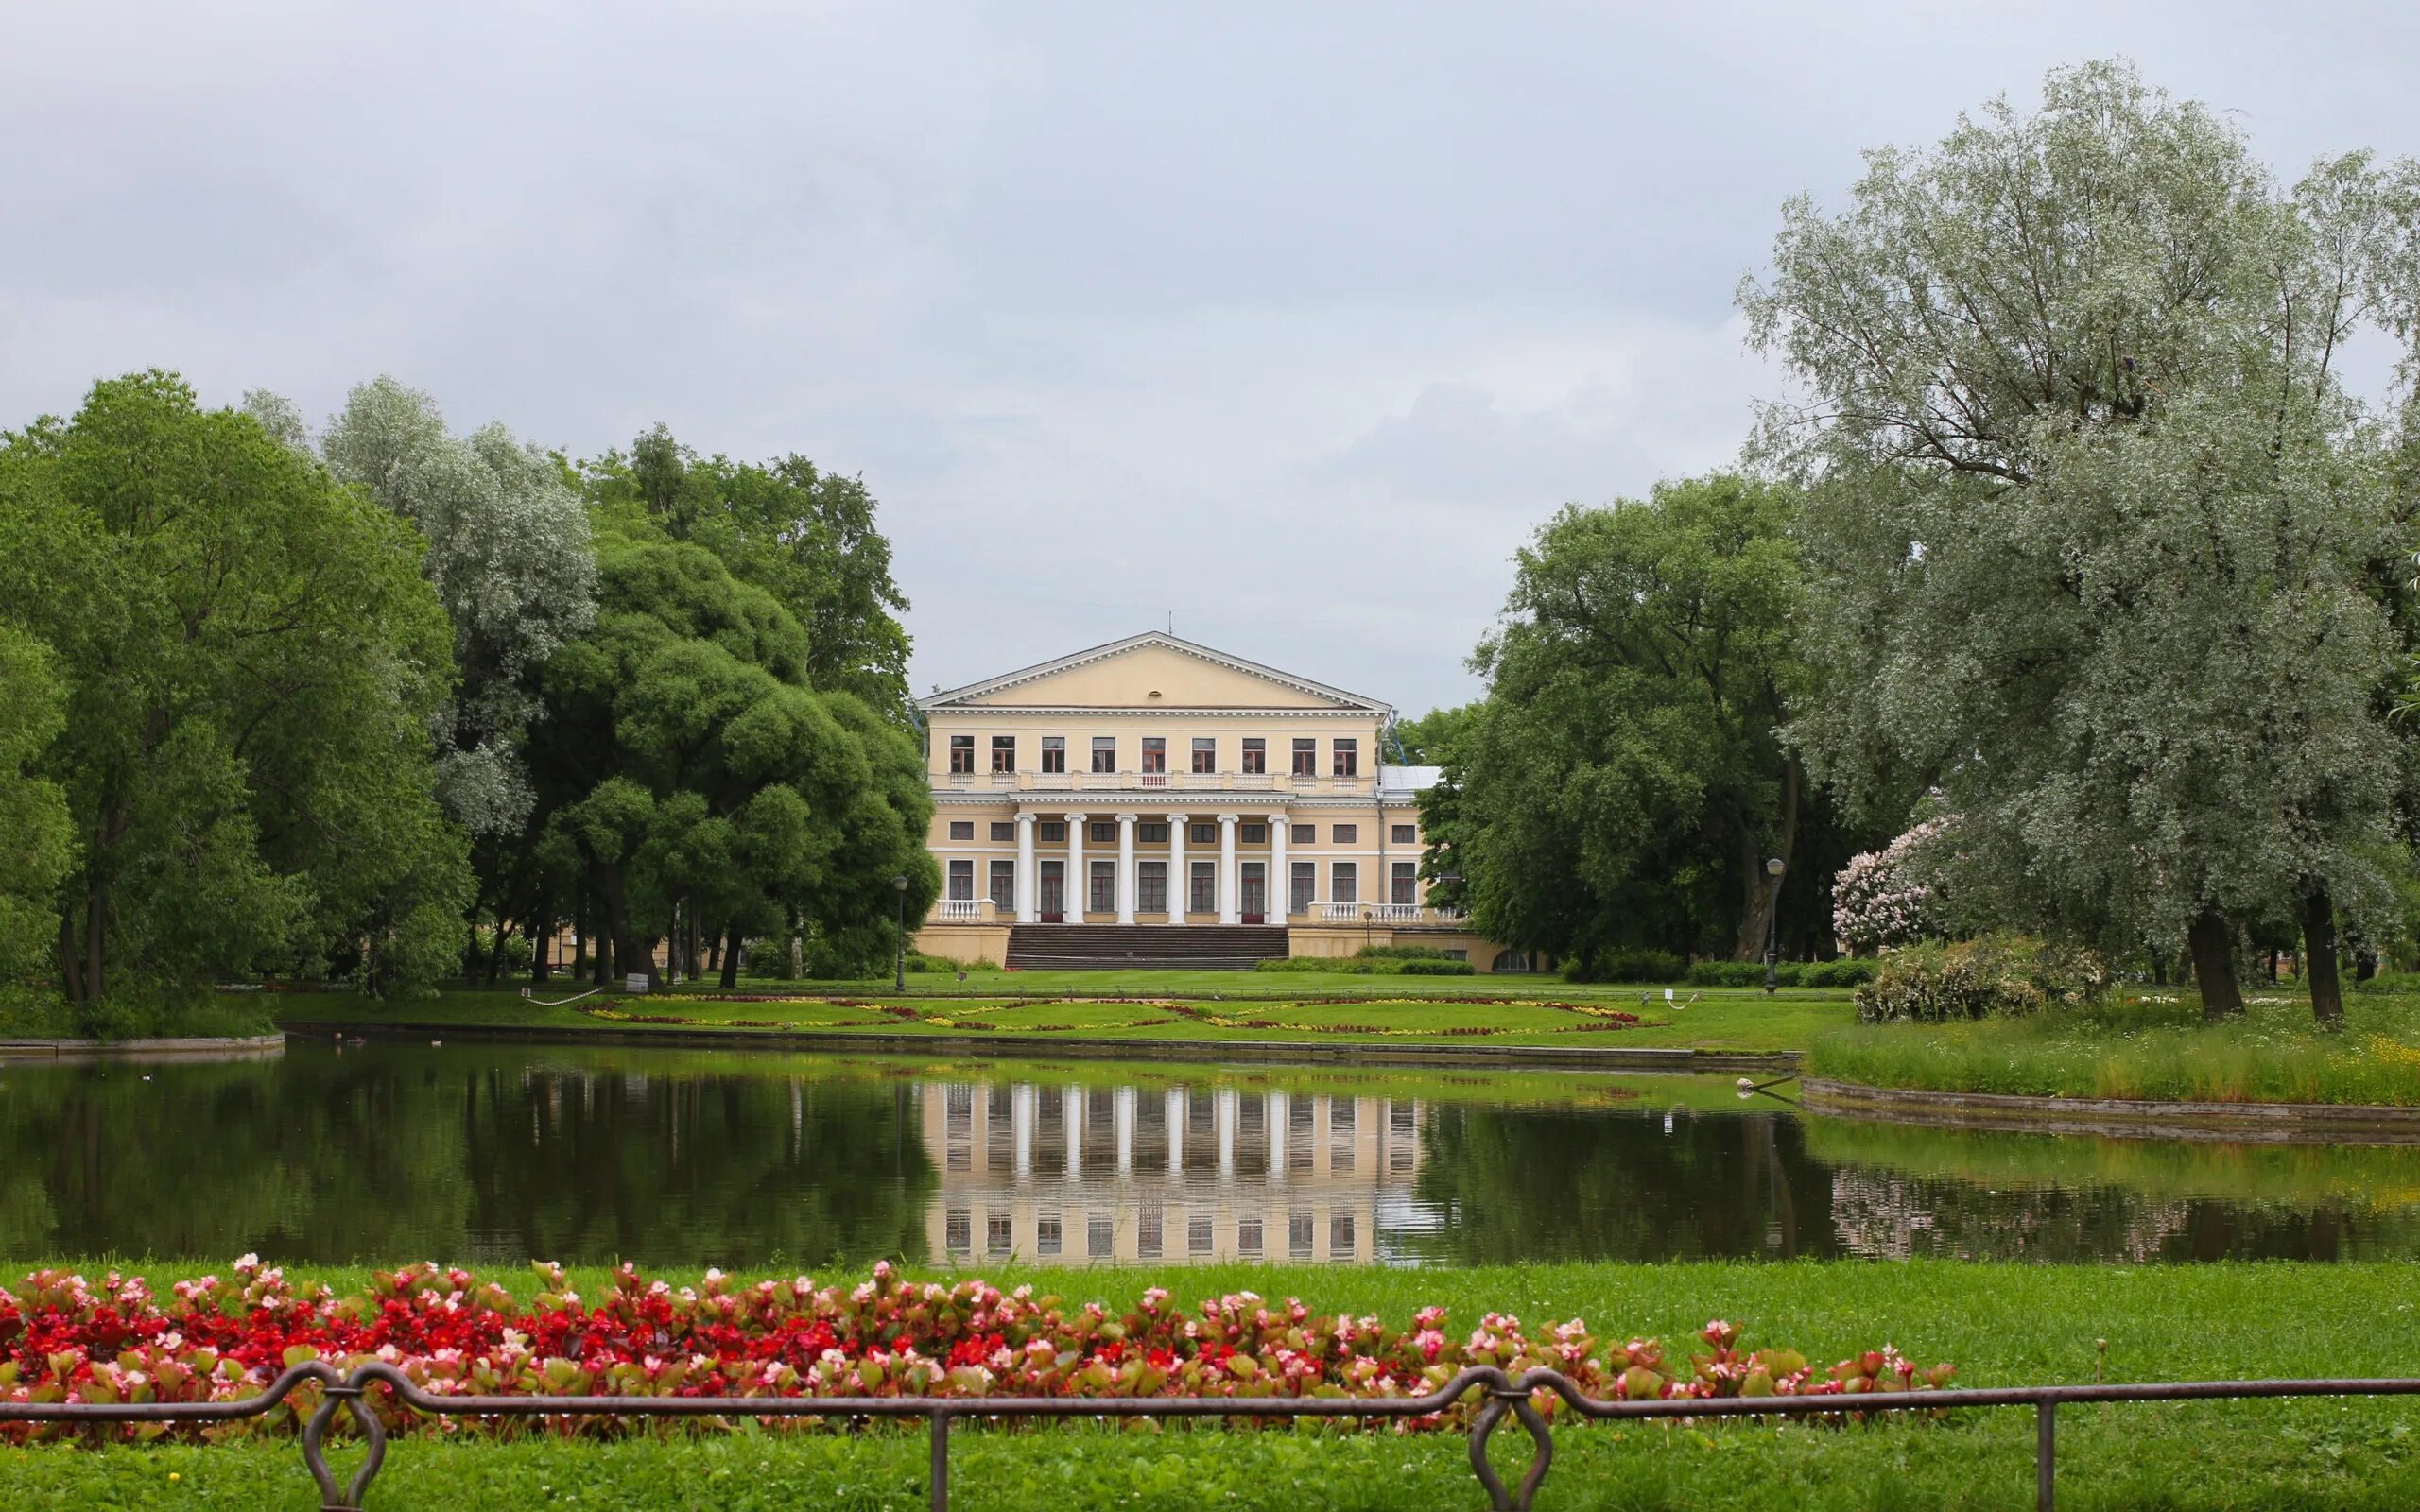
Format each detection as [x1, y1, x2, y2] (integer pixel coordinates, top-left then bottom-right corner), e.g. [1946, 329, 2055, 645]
[1806, 986, 2420, 1106]
[269, 983, 1850, 1053]
[10, 1259, 2419, 1509]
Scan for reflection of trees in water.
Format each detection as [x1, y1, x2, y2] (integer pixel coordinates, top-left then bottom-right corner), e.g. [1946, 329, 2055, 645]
[0, 1046, 934, 1266]
[1402, 1107, 1843, 1263]
[1825, 1169, 2406, 1262]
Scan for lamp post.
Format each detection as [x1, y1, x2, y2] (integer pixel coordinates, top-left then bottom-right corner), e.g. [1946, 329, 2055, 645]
[892, 874, 909, 992]
[1762, 856, 1787, 995]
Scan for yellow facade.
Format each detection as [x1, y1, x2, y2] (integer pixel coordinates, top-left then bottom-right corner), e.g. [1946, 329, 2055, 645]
[911, 631, 1524, 968]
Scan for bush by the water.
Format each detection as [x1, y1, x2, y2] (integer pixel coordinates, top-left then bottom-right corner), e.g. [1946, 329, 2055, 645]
[1259, 946, 1474, 975]
[1563, 949, 1685, 984]
[1853, 935, 2109, 1023]
[0, 985, 274, 1041]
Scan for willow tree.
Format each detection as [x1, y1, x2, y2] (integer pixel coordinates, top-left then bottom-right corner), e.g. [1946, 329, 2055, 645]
[1741, 61, 2418, 1023]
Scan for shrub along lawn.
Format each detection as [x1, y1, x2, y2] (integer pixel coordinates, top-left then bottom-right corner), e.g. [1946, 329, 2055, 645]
[1806, 987, 2420, 1106]
[9, 1259, 2419, 1509]
[268, 985, 1851, 1053]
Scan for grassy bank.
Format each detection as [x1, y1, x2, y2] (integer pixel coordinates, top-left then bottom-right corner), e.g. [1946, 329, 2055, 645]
[269, 984, 1848, 1053]
[0, 986, 274, 1042]
[9, 1259, 2419, 1509]
[1807, 988, 2420, 1106]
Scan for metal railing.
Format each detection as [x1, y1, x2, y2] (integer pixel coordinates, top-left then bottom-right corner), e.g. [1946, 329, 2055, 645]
[8, 1362, 2413, 1511]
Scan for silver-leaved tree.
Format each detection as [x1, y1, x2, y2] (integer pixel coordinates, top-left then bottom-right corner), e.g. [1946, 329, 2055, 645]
[1740, 60, 2420, 1024]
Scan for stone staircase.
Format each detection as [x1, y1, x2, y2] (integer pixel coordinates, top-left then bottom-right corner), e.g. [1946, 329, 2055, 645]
[1005, 924, 1289, 971]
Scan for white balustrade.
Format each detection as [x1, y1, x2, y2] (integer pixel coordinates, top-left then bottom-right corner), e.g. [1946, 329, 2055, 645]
[935, 898, 989, 922]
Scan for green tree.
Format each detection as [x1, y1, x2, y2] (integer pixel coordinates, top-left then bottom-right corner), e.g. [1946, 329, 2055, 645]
[583, 427, 913, 719]
[528, 523, 935, 987]
[1440, 474, 1855, 966]
[0, 372, 470, 1001]
[0, 627, 74, 985]
[1390, 704, 1478, 765]
[1741, 61, 2417, 1023]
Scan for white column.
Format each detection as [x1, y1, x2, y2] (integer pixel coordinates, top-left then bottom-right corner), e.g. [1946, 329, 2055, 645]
[1166, 1088, 1186, 1175]
[1270, 813, 1290, 923]
[1115, 813, 1137, 924]
[1167, 814, 1189, 924]
[1114, 1087, 1135, 1174]
[1014, 814, 1038, 924]
[1012, 1083, 1035, 1178]
[1267, 1091, 1288, 1177]
[1065, 813, 1087, 923]
[1065, 1083, 1084, 1175]
[1218, 814, 1240, 925]
[1216, 1089, 1236, 1177]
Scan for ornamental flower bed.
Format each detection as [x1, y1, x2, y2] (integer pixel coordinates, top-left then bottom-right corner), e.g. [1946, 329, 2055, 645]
[0, 1260, 1950, 1444]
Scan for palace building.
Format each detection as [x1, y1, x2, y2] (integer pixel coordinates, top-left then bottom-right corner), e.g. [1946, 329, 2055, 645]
[910, 631, 1529, 971]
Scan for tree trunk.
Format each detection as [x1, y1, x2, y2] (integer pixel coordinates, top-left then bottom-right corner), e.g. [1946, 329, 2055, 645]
[2354, 950, 2378, 983]
[571, 893, 587, 981]
[787, 906, 802, 980]
[2152, 954, 2167, 988]
[530, 887, 552, 984]
[2303, 887, 2343, 1032]
[485, 908, 512, 986]
[57, 910, 83, 1003]
[719, 921, 741, 990]
[2187, 907, 2244, 1022]
[1729, 755, 1801, 962]
[84, 887, 105, 1005]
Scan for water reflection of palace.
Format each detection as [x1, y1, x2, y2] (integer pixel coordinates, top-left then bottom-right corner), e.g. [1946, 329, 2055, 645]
[918, 1082, 1426, 1265]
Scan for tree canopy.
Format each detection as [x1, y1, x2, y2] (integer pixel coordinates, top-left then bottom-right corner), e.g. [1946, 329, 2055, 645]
[0, 372, 470, 1002]
[1429, 474, 1870, 968]
[1741, 60, 2420, 1021]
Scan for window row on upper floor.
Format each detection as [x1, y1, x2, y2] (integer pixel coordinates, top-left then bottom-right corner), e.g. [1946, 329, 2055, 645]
[944, 819, 1420, 846]
[944, 734, 1362, 779]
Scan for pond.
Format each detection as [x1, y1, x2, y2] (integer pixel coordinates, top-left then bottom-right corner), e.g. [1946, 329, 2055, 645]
[3, 1039, 2416, 1268]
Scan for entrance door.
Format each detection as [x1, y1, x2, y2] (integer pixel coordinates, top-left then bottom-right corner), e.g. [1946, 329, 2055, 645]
[1039, 861, 1065, 923]
[1239, 862, 1267, 925]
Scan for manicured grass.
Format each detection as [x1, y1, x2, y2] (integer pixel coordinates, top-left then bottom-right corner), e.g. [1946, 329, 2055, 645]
[1807, 988, 2420, 1106]
[11, 1259, 2420, 1509]
[269, 986, 1850, 1053]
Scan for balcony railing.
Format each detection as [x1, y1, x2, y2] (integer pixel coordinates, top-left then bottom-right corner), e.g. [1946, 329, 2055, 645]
[931, 899, 996, 923]
[1315, 903, 1462, 926]
[942, 770, 1374, 796]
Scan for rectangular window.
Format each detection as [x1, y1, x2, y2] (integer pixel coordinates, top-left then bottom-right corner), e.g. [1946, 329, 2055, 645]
[949, 735, 975, 774]
[1187, 1214, 1215, 1256]
[1392, 861, 1417, 905]
[991, 821, 1014, 842]
[1041, 737, 1066, 774]
[944, 1207, 970, 1253]
[1141, 737, 1166, 774]
[1138, 1204, 1163, 1260]
[1137, 821, 1168, 844]
[991, 735, 1015, 773]
[1392, 823, 1416, 845]
[987, 1210, 1012, 1252]
[1290, 861, 1315, 916]
[1089, 820, 1115, 844]
[1036, 1216, 1062, 1257]
[947, 859, 975, 901]
[1089, 860, 1115, 914]
[1236, 1217, 1263, 1257]
[1138, 861, 1167, 913]
[1236, 823, 1262, 845]
[1288, 1211, 1314, 1259]
[1191, 737, 1216, 773]
[1241, 738, 1266, 775]
[1038, 821, 1065, 843]
[1188, 822, 1216, 846]
[1333, 739, 1358, 777]
[948, 820, 974, 840]
[1291, 738, 1317, 776]
[1091, 736, 1116, 773]
[1087, 1213, 1114, 1258]
[1330, 1211, 1357, 1254]
[991, 859, 1016, 909]
[1190, 861, 1217, 916]
[1291, 820, 1312, 845]
[1331, 862, 1358, 904]
[1332, 824, 1357, 845]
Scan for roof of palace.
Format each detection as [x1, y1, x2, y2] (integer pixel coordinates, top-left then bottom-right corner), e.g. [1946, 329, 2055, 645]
[914, 630, 1393, 715]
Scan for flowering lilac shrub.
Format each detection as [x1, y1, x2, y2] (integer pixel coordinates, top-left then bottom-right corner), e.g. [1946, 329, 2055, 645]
[1833, 816, 1956, 954]
[1854, 933, 2112, 1023]
[0, 1259, 1950, 1443]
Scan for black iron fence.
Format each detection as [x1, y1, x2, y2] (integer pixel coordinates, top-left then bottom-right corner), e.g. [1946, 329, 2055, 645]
[5, 1363, 2415, 1511]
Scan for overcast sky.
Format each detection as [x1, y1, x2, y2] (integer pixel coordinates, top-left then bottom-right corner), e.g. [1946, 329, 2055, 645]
[7, 3, 2416, 714]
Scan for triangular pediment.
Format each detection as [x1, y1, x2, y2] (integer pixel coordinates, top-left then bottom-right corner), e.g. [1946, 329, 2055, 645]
[918, 632, 1388, 713]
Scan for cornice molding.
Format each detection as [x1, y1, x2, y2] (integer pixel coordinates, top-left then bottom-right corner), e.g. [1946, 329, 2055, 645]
[915, 631, 1392, 715]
